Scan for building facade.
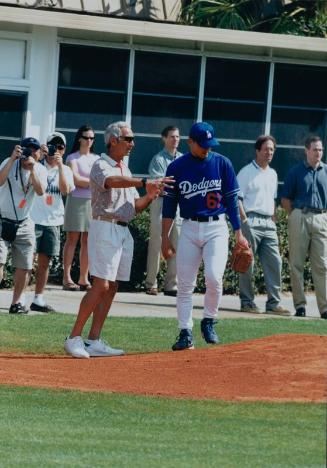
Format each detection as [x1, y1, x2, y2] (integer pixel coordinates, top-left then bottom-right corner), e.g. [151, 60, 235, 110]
[0, 2, 327, 180]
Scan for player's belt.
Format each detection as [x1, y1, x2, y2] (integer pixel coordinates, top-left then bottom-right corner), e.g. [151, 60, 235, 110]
[92, 216, 128, 227]
[186, 215, 220, 222]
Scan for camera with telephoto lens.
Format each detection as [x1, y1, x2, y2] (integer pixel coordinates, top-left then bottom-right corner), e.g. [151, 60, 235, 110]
[21, 147, 32, 159]
[47, 144, 57, 157]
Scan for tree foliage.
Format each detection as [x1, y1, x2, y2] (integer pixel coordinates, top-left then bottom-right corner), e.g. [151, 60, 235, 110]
[180, 0, 327, 37]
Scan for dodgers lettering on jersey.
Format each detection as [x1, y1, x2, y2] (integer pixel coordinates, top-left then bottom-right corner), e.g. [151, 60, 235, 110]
[163, 151, 241, 230]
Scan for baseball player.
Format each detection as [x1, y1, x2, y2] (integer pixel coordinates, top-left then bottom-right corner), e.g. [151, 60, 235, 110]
[162, 122, 248, 351]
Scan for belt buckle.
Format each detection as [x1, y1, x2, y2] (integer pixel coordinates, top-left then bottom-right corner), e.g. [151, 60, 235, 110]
[208, 216, 213, 222]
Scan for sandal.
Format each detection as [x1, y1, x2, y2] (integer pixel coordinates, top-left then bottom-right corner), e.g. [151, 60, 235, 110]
[78, 283, 92, 291]
[62, 282, 80, 291]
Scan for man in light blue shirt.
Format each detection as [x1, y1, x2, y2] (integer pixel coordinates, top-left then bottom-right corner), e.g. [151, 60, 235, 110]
[145, 126, 182, 296]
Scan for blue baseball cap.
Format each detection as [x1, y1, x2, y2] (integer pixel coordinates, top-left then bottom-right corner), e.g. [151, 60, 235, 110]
[20, 137, 41, 149]
[189, 122, 219, 148]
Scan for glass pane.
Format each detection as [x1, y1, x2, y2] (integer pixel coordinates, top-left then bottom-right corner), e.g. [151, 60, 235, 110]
[205, 58, 269, 101]
[0, 92, 26, 137]
[0, 139, 19, 163]
[271, 147, 305, 183]
[134, 51, 200, 96]
[271, 108, 326, 146]
[132, 95, 197, 135]
[58, 44, 129, 90]
[274, 64, 327, 108]
[203, 101, 265, 140]
[129, 136, 189, 175]
[217, 142, 254, 175]
[56, 89, 126, 131]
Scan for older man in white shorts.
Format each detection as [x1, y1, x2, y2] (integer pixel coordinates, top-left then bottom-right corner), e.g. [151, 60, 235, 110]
[64, 121, 173, 358]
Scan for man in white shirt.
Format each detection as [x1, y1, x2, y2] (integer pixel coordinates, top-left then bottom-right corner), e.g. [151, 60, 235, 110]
[30, 132, 74, 312]
[0, 137, 47, 314]
[237, 135, 290, 316]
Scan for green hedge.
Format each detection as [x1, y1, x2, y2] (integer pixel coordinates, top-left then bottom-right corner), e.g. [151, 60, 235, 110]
[2, 208, 314, 294]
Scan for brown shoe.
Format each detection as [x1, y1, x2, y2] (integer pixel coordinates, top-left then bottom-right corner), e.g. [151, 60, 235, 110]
[266, 306, 291, 316]
[146, 288, 158, 296]
[63, 282, 80, 291]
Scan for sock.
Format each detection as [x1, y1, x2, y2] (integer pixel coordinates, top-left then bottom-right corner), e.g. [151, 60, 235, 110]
[19, 293, 26, 306]
[33, 294, 46, 306]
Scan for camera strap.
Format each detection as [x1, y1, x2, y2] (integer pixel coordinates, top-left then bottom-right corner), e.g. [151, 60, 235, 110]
[7, 179, 19, 222]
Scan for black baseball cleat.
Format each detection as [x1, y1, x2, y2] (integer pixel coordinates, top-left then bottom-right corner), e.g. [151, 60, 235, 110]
[295, 307, 306, 317]
[30, 302, 56, 313]
[164, 290, 177, 297]
[321, 311, 327, 320]
[201, 318, 219, 344]
[172, 329, 194, 351]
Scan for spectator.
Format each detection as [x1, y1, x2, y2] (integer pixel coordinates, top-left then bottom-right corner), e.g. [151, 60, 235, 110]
[237, 135, 290, 316]
[145, 126, 182, 296]
[281, 135, 327, 319]
[30, 132, 75, 312]
[62, 125, 99, 291]
[64, 121, 173, 358]
[0, 138, 47, 314]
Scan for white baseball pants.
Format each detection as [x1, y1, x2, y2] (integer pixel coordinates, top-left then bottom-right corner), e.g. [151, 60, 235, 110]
[176, 216, 229, 329]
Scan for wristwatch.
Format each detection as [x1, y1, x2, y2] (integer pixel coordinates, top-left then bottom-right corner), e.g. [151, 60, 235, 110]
[141, 177, 147, 188]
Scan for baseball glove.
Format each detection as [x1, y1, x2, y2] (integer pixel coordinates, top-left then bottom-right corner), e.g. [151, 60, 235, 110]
[229, 242, 253, 273]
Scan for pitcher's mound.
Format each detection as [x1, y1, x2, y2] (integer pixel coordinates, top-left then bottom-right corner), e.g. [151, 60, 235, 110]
[0, 334, 326, 402]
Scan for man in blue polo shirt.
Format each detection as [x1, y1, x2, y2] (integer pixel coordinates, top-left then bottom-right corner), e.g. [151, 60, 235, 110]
[281, 135, 327, 319]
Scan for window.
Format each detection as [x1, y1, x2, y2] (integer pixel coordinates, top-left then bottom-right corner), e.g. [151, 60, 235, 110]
[130, 51, 201, 174]
[56, 44, 129, 153]
[0, 91, 26, 162]
[271, 64, 327, 148]
[203, 58, 269, 170]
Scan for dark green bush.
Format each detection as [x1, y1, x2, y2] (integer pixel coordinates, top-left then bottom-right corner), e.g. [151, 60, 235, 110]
[2, 208, 314, 294]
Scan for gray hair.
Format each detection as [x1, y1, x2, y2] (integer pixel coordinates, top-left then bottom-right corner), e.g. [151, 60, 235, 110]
[104, 121, 130, 146]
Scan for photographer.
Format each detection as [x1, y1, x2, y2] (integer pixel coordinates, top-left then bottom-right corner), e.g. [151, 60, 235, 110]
[30, 132, 74, 312]
[0, 137, 47, 314]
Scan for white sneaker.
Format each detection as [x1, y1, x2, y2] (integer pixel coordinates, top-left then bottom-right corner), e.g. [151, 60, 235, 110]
[84, 338, 124, 357]
[64, 336, 90, 358]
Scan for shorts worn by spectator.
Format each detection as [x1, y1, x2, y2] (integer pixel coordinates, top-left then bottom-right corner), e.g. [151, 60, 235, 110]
[0, 137, 47, 313]
[64, 121, 174, 358]
[30, 132, 74, 312]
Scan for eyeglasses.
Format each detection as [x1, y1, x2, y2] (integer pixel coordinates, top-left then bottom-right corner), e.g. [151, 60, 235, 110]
[81, 136, 95, 141]
[118, 136, 134, 143]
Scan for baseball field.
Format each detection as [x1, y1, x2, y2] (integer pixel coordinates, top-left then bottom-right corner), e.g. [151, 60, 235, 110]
[0, 313, 326, 467]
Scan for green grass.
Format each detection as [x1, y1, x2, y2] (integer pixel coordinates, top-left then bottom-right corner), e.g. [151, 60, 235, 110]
[0, 314, 326, 467]
[0, 313, 326, 354]
[0, 386, 325, 468]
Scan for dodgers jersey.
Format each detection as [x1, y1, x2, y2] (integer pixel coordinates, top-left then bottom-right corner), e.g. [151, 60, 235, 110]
[163, 151, 241, 230]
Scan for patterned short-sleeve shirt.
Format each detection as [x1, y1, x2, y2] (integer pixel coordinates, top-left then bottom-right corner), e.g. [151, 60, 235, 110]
[90, 153, 139, 222]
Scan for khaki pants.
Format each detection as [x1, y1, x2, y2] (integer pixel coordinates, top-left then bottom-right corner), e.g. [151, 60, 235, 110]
[288, 209, 327, 313]
[145, 197, 180, 291]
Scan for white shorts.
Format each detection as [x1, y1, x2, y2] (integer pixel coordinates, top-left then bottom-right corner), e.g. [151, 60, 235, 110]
[88, 219, 134, 282]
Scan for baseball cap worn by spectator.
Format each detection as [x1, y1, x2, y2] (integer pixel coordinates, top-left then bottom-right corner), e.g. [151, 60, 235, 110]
[20, 137, 41, 149]
[47, 132, 66, 146]
[189, 122, 220, 148]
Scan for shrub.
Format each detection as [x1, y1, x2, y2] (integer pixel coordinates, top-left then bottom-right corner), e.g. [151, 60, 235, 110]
[2, 208, 314, 294]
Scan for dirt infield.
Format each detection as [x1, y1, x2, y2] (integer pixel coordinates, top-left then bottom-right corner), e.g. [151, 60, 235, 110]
[0, 334, 326, 402]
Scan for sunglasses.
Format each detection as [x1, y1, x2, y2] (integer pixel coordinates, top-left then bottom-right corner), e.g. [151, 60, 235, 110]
[81, 136, 95, 141]
[118, 136, 134, 143]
